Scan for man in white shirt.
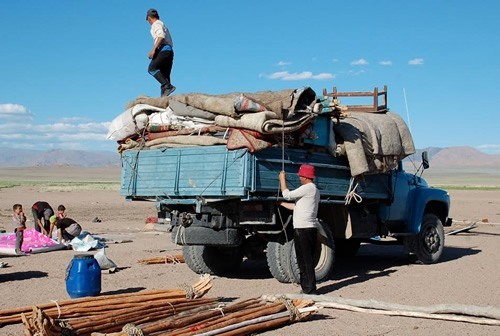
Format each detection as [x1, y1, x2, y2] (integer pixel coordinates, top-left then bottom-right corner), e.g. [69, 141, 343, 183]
[279, 164, 320, 294]
[146, 8, 175, 96]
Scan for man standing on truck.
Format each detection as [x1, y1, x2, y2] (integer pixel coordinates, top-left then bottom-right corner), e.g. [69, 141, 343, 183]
[279, 164, 320, 294]
[146, 8, 175, 97]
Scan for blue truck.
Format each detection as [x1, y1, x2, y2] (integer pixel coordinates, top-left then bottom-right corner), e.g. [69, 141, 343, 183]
[119, 86, 451, 283]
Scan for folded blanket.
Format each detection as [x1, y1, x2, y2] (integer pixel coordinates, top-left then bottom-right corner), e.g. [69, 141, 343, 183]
[169, 99, 217, 120]
[107, 104, 165, 141]
[215, 111, 278, 133]
[171, 94, 237, 117]
[227, 129, 271, 153]
[147, 126, 226, 141]
[149, 107, 214, 130]
[262, 112, 315, 134]
[125, 89, 303, 119]
[215, 111, 314, 134]
[145, 135, 227, 148]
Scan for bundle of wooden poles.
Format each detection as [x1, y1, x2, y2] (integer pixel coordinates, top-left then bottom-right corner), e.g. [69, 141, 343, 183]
[0, 274, 318, 336]
[0, 275, 212, 335]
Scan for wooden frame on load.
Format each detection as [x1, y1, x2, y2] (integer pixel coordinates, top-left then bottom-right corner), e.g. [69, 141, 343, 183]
[322, 85, 388, 113]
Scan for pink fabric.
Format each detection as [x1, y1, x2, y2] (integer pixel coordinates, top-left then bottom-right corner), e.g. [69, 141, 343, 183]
[0, 229, 59, 253]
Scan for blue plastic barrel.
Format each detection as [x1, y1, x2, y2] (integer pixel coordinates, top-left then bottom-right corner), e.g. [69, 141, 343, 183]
[65, 254, 101, 298]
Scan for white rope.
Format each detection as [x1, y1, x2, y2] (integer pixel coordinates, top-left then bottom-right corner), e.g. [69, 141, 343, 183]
[174, 225, 186, 245]
[209, 304, 226, 317]
[51, 300, 62, 318]
[281, 125, 285, 171]
[345, 178, 362, 205]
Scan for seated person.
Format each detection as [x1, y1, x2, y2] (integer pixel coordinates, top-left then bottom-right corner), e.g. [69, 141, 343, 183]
[49, 216, 82, 243]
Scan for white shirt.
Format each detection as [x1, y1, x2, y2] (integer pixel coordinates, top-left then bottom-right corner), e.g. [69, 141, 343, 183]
[282, 182, 320, 229]
[150, 20, 173, 48]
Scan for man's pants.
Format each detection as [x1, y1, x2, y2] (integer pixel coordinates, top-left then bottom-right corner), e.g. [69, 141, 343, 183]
[294, 228, 317, 294]
[148, 50, 174, 88]
[31, 209, 50, 233]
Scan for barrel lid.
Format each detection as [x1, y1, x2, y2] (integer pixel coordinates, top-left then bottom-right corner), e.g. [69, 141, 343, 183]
[73, 254, 94, 260]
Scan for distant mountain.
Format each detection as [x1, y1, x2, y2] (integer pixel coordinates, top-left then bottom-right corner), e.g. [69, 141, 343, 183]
[0, 148, 120, 167]
[406, 146, 500, 168]
[0, 146, 499, 168]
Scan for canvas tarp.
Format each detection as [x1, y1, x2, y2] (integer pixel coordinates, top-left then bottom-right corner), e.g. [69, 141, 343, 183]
[334, 112, 415, 176]
[125, 89, 298, 117]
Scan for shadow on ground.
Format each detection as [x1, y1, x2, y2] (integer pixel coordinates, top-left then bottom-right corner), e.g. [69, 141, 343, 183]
[101, 287, 147, 295]
[223, 243, 481, 287]
[0, 270, 48, 282]
[318, 244, 481, 293]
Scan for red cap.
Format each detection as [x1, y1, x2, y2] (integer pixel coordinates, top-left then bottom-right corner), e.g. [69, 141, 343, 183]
[297, 164, 315, 179]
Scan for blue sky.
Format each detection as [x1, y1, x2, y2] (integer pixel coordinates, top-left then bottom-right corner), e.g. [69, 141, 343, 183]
[1, 1, 499, 154]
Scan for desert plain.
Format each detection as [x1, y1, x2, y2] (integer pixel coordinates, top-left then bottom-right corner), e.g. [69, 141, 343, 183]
[0, 167, 499, 335]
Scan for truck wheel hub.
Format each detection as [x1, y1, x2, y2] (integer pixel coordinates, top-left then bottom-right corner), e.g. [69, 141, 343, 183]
[423, 227, 440, 253]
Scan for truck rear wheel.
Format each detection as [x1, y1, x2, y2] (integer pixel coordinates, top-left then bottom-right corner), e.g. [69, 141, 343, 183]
[182, 245, 243, 275]
[415, 214, 445, 264]
[266, 241, 292, 283]
[267, 224, 335, 284]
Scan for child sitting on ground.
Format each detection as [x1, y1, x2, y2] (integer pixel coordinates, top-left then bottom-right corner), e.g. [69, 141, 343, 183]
[12, 204, 26, 255]
[57, 204, 67, 219]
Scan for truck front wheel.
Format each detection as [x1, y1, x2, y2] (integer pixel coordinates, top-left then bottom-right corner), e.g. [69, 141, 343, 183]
[183, 245, 243, 275]
[415, 214, 445, 264]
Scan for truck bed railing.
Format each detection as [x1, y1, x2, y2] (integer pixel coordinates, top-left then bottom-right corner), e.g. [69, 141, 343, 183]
[322, 85, 388, 113]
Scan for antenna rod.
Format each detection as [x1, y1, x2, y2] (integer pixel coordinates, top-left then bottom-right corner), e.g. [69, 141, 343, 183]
[403, 88, 412, 134]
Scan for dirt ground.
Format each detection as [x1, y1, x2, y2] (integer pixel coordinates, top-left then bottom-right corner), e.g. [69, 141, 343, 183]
[0, 186, 499, 335]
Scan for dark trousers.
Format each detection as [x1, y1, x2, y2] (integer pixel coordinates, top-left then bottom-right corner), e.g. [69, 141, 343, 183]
[294, 228, 317, 294]
[148, 50, 174, 88]
[31, 208, 50, 233]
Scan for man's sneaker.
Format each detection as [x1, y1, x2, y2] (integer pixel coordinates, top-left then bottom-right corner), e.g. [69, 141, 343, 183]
[162, 85, 176, 97]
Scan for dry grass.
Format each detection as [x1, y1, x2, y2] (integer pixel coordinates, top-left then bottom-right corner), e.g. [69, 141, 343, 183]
[0, 167, 121, 191]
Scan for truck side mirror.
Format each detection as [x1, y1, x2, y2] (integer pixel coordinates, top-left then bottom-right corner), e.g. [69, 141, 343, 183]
[422, 151, 430, 170]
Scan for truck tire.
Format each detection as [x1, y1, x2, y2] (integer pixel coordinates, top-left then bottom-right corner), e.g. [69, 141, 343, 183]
[182, 245, 243, 275]
[284, 222, 335, 283]
[266, 241, 291, 283]
[415, 214, 445, 264]
[334, 238, 361, 257]
[273, 224, 335, 284]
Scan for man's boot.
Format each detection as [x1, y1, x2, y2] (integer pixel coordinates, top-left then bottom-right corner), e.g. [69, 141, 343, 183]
[152, 72, 174, 97]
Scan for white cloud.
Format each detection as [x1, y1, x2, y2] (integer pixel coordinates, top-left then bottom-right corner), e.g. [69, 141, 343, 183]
[350, 58, 368, 66]
[0, 120, 113, 150]
[476, 144, 500, 154]
[332, 58, 339, 63]
[347, 69, 366, 76]
[379, 60, 392, 66]
[59, 116, 92, 123]
[409, 58, 424, 65]
[263, 71, 335, 81]
[0, 103, 33, 120]
[277, 61, 291, 66]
